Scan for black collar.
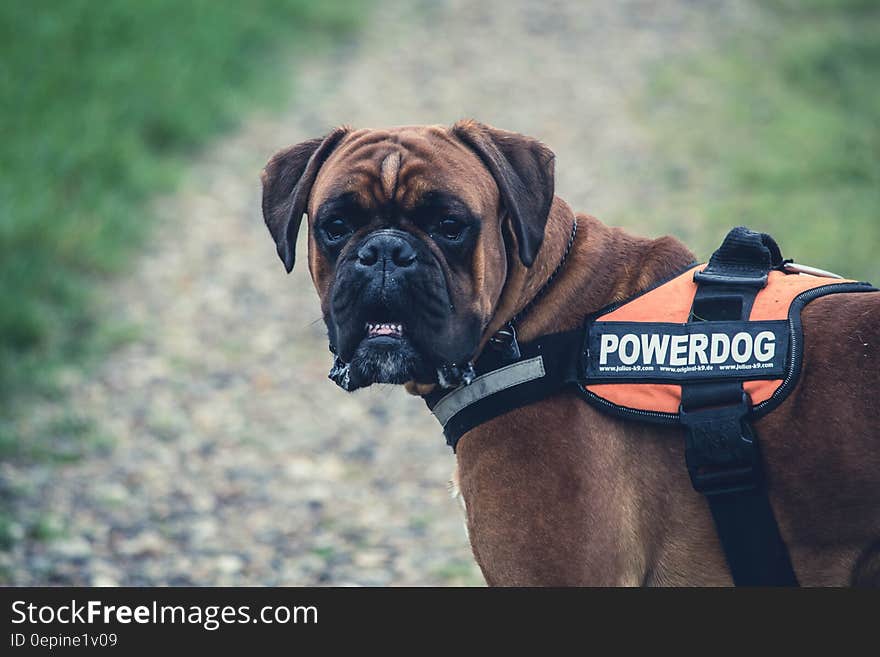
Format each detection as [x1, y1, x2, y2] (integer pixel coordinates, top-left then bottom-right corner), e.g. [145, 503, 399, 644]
[423, 325, 584, 450]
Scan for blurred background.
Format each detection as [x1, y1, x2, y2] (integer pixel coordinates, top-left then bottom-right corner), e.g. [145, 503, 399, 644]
[0, 0, 877, 585]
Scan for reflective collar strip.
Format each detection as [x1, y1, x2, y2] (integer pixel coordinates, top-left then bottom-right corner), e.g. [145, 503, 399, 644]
[431, 356, 546, 427]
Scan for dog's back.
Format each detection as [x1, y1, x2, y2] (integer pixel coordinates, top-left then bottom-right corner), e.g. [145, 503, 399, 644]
[756, 291, 879, 585]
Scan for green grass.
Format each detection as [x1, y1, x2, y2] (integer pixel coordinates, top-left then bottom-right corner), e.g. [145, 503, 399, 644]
[639, 0, 879, 282]
[0, 0, 366, 416]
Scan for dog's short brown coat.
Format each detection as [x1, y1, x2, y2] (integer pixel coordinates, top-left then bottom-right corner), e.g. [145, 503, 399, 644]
[261, 122, 880, 586]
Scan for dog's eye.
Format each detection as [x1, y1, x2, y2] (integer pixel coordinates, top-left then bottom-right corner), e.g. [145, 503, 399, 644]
[438, 217, 464, 241]
[323, 218, 350, 241]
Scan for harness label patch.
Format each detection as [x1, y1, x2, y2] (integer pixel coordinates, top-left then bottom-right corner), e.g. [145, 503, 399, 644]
[585, 320, 789, 382]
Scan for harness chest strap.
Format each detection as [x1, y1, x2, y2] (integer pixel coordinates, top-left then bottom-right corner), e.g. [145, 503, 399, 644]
[424, 226, 878, 586]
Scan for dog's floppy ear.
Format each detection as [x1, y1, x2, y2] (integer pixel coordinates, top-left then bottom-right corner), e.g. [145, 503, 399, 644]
[451, 119, 555, 267]
[260, 126, 349, 272]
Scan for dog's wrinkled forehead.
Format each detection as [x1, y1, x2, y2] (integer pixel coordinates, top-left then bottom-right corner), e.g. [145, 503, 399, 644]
[308, 126, 500, 219]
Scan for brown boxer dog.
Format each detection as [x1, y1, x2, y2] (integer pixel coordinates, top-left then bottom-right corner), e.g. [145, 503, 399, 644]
[260, 121, 880, 586]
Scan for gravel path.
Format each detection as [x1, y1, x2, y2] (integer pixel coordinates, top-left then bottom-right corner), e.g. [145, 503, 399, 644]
[2, 0, 740, 585]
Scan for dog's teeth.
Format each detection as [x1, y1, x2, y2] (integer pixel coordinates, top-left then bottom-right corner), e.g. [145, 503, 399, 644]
[364, 321, 404, 338]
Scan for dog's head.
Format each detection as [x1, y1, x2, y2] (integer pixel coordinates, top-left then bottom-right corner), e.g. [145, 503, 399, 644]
[260, 121, 555, 391]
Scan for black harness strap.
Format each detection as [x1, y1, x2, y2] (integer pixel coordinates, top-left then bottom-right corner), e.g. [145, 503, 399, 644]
[425, 328, 583, 450]
[683, 227, 798, 586]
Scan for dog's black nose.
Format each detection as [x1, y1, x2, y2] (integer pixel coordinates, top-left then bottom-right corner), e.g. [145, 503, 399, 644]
[357, 232, 417, 268]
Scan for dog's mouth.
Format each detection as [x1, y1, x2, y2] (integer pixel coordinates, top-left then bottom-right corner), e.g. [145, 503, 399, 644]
[329, 297, 481, 392]
[329, 322, 475, 392]
[329, 318, 476, 392]
[327, 318, 426, 391]
[365, 321, 404, 339]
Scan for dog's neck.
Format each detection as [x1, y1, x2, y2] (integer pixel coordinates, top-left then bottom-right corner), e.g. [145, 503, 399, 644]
[484, 198, 696, 346]
[407, 202, 695, 395]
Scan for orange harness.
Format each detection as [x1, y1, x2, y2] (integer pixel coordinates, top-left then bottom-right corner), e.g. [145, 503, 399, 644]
[581, 264, 864, 421]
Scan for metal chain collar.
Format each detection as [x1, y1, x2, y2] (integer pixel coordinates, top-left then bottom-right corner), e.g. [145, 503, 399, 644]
[489, 215, 578, 359]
